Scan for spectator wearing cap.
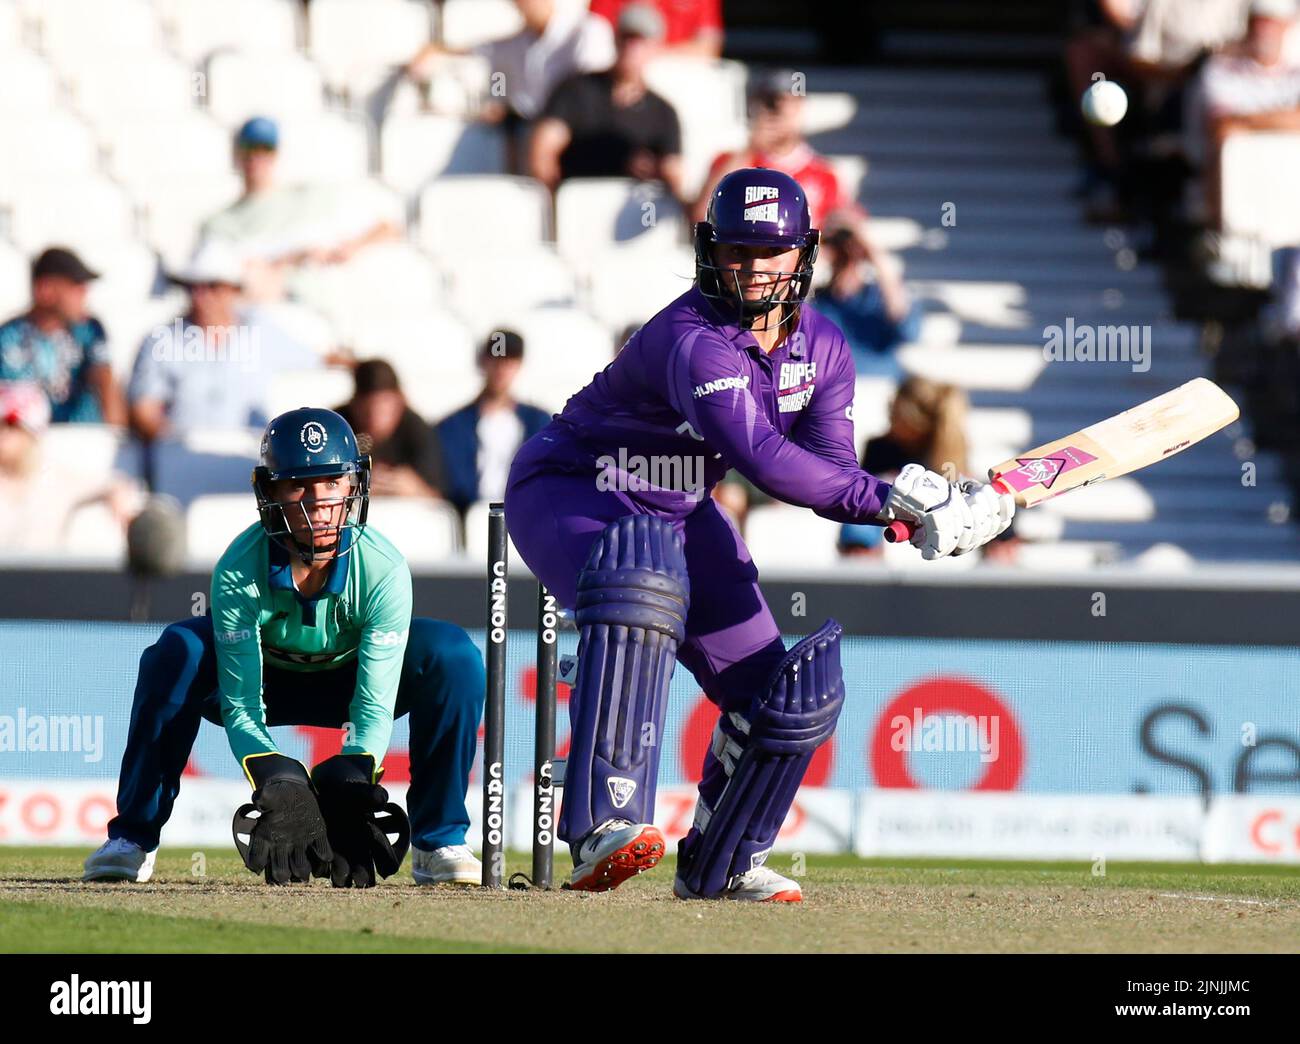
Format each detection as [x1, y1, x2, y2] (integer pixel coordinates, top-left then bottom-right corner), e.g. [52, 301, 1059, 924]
[0, 380, 143, 554]
[1199, 0, 1300, 227]
[201, 116, 400, 297]
[405, 0, 615, 170]
[126, 241, 323, 444]
[589, 0, 723, 59]
[694, 69, 912, 332]
[435, 330, 551, 516]
[335, 359, 447, 500]
[0, 248, 126, 425]
[529, 4, 683, 197]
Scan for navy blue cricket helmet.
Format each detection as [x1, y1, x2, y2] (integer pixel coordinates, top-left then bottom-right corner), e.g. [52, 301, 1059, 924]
[694, 167, 820, 328]
[252, 407, 371, 565]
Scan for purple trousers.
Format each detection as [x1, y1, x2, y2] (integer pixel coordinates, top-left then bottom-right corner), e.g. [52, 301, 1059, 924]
[505, 429, 789, 850]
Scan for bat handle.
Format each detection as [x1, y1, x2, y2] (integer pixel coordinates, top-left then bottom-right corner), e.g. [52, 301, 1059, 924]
[880, 478, 1013, 544]
[882, 520, 915, 544]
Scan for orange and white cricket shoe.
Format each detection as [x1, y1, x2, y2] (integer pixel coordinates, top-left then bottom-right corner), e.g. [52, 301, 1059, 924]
[566, 818, 665, 892]
[673, 865, 803, 903]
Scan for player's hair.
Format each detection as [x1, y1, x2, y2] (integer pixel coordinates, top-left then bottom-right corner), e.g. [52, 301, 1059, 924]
[891, 376, 969, 478]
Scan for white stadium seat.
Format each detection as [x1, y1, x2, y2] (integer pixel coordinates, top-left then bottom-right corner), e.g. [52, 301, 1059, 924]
[554, 178, 686, 266]
[742, 505, 842, 570]
[440, 0, 522, 50]
[513, 306, 613, 407]
[441, 246, 577, 336]
[418, 175, 550, 257]
[308, 0, 434, 93]
[153, 430, 262, 509]
[1221, 132, 1300, 248]
[61, 500, 129, 564]
[69, 55, 197, 126]
[161, 0, 301, 63]
[0, 49, 55, 114]
[644, 57, 746, 129]
[36, 0, 161, 70]
[104, 114, 233, 193]
[0, 115, 98, 200]
[136, 172, 244, 265]
[83, 240, 162, 309]
[300, 242, 443, 328]
[584, 245, 694, 331]
[8, 175, 137, 255]
[266, 368, 358, 420]
[274, 112, 372, 184]
[204, 51, 325, 127]
[40, 424, 126, 478]
[381, 115, 506, 197]
[364, 497, 461, 566]
[187, 494, 259, 565]
[95, 291, 190, 382]
[0, 1, 21, 50]
[347, 306, 477, 373]
[0, 240, 28, 319]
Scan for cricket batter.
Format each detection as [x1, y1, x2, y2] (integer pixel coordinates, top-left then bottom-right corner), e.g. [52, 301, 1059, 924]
[505, 168, 1013, 901]
[84, 407, 486, 887]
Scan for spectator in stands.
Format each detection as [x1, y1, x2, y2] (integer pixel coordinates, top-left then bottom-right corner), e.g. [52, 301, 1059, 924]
[589, 0, 723, 58]
[1199, 0, 1300, 228]
[838, 377, 969, 555]
[529, 4, 683, 198]
[405, 0, 615, 169]
[126, 241, 323, 444]
[695, 69, 910, 321]
[813, 223, 921, 377]
[0, 381, 142, 554]
[201, 117, 399, 298]
[334, 359, 446, 500]
[0, 248, 125, 426]
[436, 330, 551, 515]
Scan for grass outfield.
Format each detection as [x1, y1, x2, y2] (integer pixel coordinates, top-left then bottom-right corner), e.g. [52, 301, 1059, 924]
[0, 847, 1296, 954]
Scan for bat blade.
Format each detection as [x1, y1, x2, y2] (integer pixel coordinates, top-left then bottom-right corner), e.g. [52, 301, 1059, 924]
[987, 377, 1239, 506]
[882, 378, 1239, 543]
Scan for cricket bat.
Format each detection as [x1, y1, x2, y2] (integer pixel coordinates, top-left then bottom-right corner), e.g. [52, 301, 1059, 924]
[882, 377, 1240, 544]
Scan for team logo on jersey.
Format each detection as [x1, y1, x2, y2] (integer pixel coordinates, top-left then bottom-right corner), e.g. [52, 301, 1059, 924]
[777, 361, 816, 413]
[607, 777, 637, 809]
[300, 421, 328, 453]
[743, 184, 781, 223]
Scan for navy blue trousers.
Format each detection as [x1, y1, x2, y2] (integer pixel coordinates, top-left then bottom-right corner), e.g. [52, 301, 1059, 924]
[107, 615, 486, 852]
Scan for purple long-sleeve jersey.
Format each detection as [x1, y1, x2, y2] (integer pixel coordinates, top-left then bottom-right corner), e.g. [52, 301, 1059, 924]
[511, 286, 893, 523]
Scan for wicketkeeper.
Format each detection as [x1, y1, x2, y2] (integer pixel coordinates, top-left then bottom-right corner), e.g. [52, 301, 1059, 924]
[85, 407, 486, 887]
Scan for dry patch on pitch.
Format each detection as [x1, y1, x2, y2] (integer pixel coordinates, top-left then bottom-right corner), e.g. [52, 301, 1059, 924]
[1, 859, 1296, 953]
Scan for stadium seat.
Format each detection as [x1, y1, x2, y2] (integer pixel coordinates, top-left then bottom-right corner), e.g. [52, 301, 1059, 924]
[61, 500, 130, 564]
[68, 55, 196, 126]
[104, 115, 233, 194]
[643, 57, 746, 130]
[439, 0, 522, 50]
[274, 112, 372, 183]
[0, 1, 20, 50]
[0, 240, 28, 319]
[364, 496, 461, 566]
[418, 176, 550, 257]
[0, 115, 98, 200]
[136, 171, 244, 266]
[463, 499, 522, 566]
[347, 306, 477, 375]
[266, 367, 358, 420]
[513, 306, 613, 405]
[308, 0, 434, 94]
[187, 493, 259, 565]
[1037, 476, 1155, 523]
[7, 175, 137, 256]
[584, 245, 694, 331]
[96, 291, 191, 382]
[302, 241, 444, 322]
[896, 344, 1046, 392]
[743, 504, 842, 569]
[1220, 132, 1300, 248]
[40, 424, 126, 478]
[554, 178, 686, 267]
[204, 51, 325, 127]
[381, 115, 507, 197]
[35, 0, 161, 71]
[0, 49, 55, 115]
[160, 0, 301, 63]
[152, 429, 262, 509]
[82, 240, 162, 309]
[441, 245, 577, 336]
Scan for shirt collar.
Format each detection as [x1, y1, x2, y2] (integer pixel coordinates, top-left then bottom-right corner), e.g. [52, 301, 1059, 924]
[688, 286, 810, 360]
[268, 526, 352, 599]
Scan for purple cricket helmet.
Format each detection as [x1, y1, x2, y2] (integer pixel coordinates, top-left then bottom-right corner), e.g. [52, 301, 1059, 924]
[694, 166, 820, 328]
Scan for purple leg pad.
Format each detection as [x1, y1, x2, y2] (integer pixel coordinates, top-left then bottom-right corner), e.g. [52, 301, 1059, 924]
[678, 618, 845, 897]
[558, 514, 689, 844]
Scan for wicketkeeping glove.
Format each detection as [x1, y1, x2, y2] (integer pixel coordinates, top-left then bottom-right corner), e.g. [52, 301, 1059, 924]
[310, 753, 411, 889]
[232, 753, 334, 885]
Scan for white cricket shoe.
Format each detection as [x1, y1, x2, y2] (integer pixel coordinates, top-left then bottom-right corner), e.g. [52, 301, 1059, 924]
[567, 818, 664, 893]
[83, 838, 156, 883]
[674, 864, 803, 903]
[412, 844, 481, 885]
